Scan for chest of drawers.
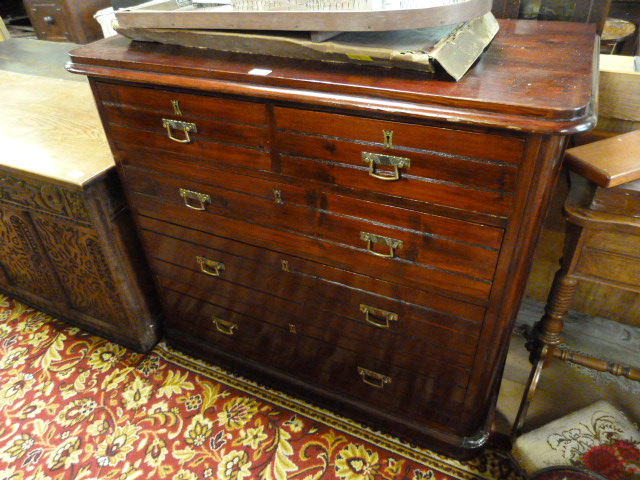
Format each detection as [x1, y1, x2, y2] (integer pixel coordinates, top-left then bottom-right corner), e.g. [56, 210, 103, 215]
[68, 21, 597, 457]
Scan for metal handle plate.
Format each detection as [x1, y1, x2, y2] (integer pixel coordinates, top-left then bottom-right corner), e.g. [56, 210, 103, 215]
[213, 317, 237, 335]
[162, 118, 197, 143]
[196, 256, 225, 277]
[357, 367, 391, 389]
[179, 188, 210, 211]
[360, 231, 403, 258]
[362, 152, 410, 181]
[359, 304, 398, 329]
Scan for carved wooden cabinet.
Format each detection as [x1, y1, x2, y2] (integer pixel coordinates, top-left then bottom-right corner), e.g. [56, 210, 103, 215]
[68, 21, 597, 457]
[0, 71, 160, 352]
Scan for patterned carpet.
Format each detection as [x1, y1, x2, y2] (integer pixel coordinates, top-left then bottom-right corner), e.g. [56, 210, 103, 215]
[0, 293, 522, 480]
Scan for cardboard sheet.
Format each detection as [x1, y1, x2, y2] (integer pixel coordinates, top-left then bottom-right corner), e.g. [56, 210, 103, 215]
[116, 12, 499, 80]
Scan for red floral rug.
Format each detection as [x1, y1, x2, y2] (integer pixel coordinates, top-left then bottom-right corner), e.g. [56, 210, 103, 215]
[0, 294, 522, 480]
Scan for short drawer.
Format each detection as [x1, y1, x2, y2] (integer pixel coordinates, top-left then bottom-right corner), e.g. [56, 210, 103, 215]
[96, 82, 269, 126]
[275, 107, 524, 218]
[28, 3, 70, 41]
[95, 82, 271, 171]
[125, 161, 501, 302]
[162, 286, 466, 427]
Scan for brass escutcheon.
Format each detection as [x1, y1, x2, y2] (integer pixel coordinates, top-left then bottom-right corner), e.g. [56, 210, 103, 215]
[171, 100, 182, 115]
[383, 130, 394, 148]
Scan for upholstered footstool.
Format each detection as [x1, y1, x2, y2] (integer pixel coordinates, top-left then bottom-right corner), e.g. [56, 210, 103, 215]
[512, 401, 640, 479]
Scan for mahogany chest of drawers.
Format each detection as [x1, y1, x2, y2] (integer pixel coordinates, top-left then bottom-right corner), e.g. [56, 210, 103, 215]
[68, 21, 597, 457]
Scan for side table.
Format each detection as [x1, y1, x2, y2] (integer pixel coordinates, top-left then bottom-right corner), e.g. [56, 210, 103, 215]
[0, 71, 160, 352]
[512, 129, 640, 436]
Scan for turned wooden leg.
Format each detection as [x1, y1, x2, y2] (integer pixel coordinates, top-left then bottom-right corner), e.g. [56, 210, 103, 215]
[513, 255, 580, 437]
[536, 270, 579, 347]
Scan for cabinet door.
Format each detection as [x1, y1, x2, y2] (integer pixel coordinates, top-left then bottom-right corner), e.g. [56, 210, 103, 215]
[31, 213, 124, 325]
[0, 206, 66, 303]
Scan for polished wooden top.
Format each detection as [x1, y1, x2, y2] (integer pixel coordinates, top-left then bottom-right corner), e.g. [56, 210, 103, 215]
[565, 129, 640, 188]
[0, 71, 114, 187]
[67, 19, 598, 134]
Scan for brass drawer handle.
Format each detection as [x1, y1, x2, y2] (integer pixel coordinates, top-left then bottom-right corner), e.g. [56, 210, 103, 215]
[162, 118, 197, 144]
[359, 304, 398, 329]
[179, 188, 210, 211]
[212, 317, 237, 335]
[362, 152, 410, 181]
[357, 367, 391, 389]
[196, 256, 225, 277]
[360, 232, 403, 258]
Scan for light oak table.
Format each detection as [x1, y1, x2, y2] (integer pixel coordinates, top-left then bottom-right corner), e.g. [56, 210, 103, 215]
[0, 71, 160, 351]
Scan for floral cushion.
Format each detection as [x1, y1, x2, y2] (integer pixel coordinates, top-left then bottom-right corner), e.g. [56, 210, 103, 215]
[512, 401, 640, 480]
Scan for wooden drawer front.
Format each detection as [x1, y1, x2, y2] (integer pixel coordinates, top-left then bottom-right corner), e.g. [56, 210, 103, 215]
[96, 82, 269, 126]
[162, 286, 466, 427]
[275, 107, 523, 218]
[141, 225, 481, 369]
[95, 83, 270, 171]
[124, 162, 500, 301]
[138, 216, 487, 325]
[29, 3, 70, 41]
[157, 270, 474, 373]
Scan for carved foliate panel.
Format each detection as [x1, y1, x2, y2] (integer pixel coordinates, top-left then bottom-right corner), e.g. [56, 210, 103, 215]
[32, 214, 123, 324]
[0, 173, 91, 223]
[0, 207, 66, 300]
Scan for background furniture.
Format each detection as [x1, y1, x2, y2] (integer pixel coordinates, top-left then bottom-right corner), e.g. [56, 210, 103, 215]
[68, 21, 597, 457]
[491, 0, 612, 33]
[0, 70, 160, 352]
[513, 130, 640, 437]
[23, 0, 110, 43]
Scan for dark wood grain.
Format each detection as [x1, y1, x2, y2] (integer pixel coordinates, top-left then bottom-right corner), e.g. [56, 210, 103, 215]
[68, 21, 597, 132]
[161, 285, 467, 427]
[142, 231, 481, 363]
[138, 215, 487, 324]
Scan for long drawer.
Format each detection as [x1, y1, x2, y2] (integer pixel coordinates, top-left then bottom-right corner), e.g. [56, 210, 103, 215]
[275, 107, 524, 219]
[122, 156, 502, 303]
[161, 284, 466, 429]
[138, 216, 486, 324]
[157, 267, 474, 374]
